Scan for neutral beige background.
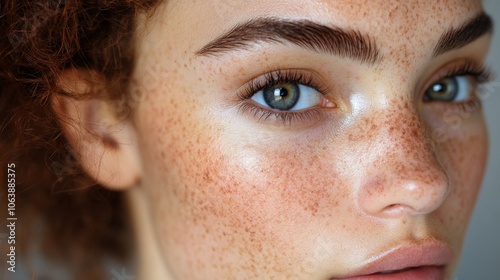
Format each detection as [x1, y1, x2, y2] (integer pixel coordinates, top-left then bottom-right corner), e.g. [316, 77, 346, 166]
[456, 0, 500, 278]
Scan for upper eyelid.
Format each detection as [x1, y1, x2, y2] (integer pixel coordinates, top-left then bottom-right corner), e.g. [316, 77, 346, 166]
[238, 69, 330, 100]
[418, 60, 489, 95]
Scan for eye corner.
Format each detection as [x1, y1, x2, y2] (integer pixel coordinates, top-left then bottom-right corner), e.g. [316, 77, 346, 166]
[322, 97, 338, 109]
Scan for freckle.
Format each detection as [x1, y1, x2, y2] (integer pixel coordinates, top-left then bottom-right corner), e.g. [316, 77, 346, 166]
[348, 132, 354, 141]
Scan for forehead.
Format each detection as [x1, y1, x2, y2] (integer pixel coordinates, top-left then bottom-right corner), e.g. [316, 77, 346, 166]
[165, 0, 483, 32]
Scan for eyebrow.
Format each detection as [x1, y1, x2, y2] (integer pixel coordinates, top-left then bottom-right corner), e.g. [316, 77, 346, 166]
[433, 12, 493, 57]
[197, 13, 493, 64]
[196, 18, 382, 65]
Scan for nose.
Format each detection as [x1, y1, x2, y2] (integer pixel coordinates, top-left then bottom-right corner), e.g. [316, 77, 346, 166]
[356, 100, 449, 218]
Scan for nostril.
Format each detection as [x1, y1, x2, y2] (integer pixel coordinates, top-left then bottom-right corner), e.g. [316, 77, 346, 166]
[382, 204, 413, 216]
[386, 204, 398, 210]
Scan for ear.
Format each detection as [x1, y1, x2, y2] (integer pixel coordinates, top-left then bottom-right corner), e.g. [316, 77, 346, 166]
[52, 69, 142, 190]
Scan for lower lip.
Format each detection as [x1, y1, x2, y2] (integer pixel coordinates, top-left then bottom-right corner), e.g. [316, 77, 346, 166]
[342, 266, 445, 280]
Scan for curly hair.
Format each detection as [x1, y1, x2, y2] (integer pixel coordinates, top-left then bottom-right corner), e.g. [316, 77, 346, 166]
[0, 1, 160, 279]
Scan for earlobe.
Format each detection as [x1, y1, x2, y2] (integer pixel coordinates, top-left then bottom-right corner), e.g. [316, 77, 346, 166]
[52, 69, 142, 190]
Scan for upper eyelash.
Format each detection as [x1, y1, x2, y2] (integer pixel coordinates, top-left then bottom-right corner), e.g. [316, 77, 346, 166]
[237, 69, 328, 101]
[423, 61, 493, 109]
[437, 61, 493, 84]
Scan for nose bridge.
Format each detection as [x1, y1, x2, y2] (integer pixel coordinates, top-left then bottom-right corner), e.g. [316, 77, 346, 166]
[381, 101, 440, 175]
[357, 97, 449, 217]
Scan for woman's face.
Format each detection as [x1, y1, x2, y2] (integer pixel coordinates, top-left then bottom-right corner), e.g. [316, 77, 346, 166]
[129, 0, 491, 278]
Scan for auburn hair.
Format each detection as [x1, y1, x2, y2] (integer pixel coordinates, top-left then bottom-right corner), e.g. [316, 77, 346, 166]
[0, 1, 160, 279]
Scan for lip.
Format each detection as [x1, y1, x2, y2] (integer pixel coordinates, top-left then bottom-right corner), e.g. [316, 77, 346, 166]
[331, 240, 454, 280]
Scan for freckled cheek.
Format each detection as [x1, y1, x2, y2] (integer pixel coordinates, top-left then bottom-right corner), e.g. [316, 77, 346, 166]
[178, 141, 344, 224]
[437, 130, 488, 234]
[150, 126, 352, 244]
[207, 143, 363, 245]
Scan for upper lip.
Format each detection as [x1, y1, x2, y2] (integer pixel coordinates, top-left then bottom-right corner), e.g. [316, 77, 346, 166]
[331, 240, 454, 279]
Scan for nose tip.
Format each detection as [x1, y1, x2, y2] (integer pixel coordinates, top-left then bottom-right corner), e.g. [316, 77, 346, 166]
[358, 170, 450, 217]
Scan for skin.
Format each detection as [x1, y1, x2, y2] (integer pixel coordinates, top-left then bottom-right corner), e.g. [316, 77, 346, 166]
[54, 0, 492, 279]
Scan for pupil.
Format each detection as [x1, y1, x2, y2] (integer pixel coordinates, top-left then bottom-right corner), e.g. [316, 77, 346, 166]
[279, 88, 288, 97]
[433, 83, 446, 93]
[273, 88, 289, 100]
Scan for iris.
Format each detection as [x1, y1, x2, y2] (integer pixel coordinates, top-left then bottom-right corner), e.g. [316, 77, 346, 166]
[262, 83, 300, 111]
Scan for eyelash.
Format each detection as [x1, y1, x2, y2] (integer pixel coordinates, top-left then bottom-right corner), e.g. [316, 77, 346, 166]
[237, 63, 493, 124]
[442, 61, 493, 85]
[237, 69, 329, 124]
[427, 61, 493, 111]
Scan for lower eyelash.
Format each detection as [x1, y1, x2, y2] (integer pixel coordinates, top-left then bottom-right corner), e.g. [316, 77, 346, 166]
[238, 103, 324, 125]
[455, 95, 482, 112]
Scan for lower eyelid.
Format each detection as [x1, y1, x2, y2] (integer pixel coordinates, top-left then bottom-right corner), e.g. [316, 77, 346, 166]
[238, 103, 329, 127]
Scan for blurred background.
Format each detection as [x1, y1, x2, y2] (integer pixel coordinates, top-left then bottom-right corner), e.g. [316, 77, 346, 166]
[456, 0, 500, 278]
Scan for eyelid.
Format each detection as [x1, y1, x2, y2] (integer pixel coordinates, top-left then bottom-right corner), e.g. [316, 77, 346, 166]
[238, 103, 328, 126]
[235, 69, 335, 126]
[421, 59, 491, 98]
[236, 69, 331, 101]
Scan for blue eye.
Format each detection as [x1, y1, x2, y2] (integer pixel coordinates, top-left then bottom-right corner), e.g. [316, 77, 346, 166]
[424, 76, 472, 102]
[251, 83, 322, 111]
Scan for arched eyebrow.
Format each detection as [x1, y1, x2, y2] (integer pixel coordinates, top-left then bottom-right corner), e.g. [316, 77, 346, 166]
[433, 12, 493, 57]
[195, 18, 382, 65]
[196, 13, 492, 64]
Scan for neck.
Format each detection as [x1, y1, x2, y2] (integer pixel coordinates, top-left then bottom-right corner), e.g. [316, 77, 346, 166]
[126, 187, 173, 280]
